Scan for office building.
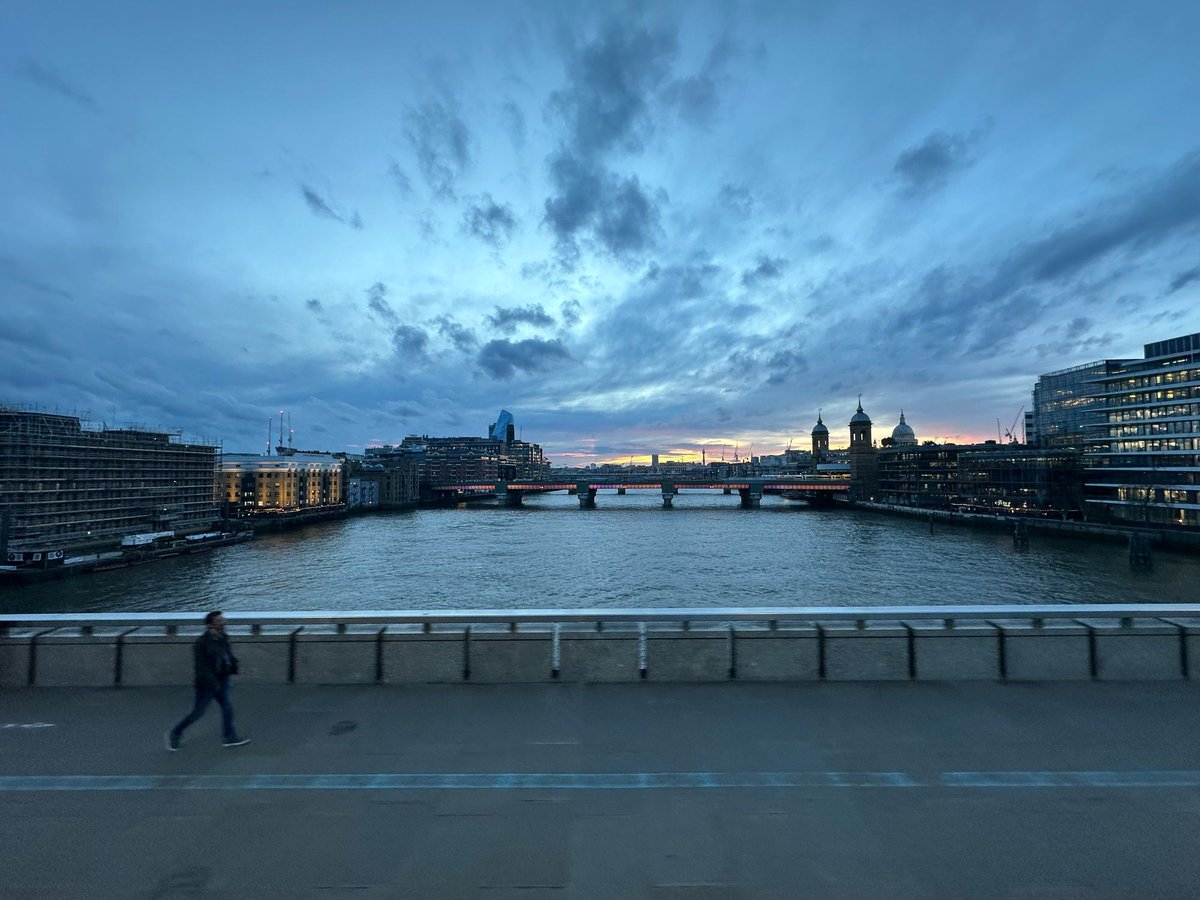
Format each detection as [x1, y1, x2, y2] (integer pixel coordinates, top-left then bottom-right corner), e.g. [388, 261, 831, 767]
[1083, 332, 1200, 527]
[221, 452, 343, 516]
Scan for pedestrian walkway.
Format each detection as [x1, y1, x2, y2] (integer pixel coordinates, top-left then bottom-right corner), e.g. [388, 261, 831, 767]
[4, 682, 1200, 898]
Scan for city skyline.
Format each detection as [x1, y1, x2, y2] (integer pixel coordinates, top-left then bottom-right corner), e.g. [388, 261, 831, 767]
[3, 2, 1199, 464]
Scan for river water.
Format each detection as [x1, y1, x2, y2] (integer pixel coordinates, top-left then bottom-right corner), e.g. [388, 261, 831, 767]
[2, 492, 1198, 614]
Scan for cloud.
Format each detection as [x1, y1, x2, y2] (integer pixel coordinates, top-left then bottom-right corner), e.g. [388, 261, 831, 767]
[405, 97, 470, 199]
[300, 184, 363, 229]
[892, 127, 985, 197]
[305, 298, 323, 313]
[486, 303, 556, 333]
[1166, 264, 1200, 295]
[541, 22, 686, 265]
[462, 194, 518, 247]
[366, 283, 396, 323]
[392, 325, 430, 361]
[434, 316, 477, 352]
[387, 161, 414, 197]
[501, 100, 526, 149]
[663, 36, 738, 127]
[560, 299, 582, 327]
[741, 255, 787, 287]
[863, 147, 1200, 359]
[478, 337, 573, 379]
[543, 153, 663, 261]
[17, 58, 98, 111]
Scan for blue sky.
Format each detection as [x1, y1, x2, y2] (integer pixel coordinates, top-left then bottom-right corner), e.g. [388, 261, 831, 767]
[2, 1, 1198, 463]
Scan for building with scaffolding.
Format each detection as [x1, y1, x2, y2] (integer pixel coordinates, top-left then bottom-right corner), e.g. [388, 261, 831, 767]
[0, 407, 220, 561]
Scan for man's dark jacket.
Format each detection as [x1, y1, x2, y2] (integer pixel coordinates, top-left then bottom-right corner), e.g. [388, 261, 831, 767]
[193, 631, 239, 692]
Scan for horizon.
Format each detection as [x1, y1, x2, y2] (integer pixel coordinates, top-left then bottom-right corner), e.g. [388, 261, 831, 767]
[3, 1, 1198, 465]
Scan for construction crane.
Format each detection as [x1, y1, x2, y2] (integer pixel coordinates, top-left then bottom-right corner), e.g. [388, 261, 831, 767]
[1004, 406, 1024, 444]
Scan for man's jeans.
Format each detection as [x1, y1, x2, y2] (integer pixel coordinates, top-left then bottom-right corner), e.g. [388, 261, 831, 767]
[171, 679, 237, 742]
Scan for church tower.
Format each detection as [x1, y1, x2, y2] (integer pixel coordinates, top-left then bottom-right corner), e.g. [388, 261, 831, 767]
[848, 397, 878, 500]
[811, 411, 829, 463]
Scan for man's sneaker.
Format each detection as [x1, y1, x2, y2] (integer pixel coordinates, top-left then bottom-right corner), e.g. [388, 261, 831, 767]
[165, 731, 179, 752]
[222, 737, 251, 748]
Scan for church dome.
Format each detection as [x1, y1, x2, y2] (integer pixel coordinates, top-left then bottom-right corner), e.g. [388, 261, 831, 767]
[891, 411, 917, 446]
[849, 398, 871, 425]
[811, 411, 828, 435]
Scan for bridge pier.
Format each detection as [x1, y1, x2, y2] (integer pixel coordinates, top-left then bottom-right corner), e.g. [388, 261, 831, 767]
[723, 487, 732, 495]
[739, 487, 762, 509]
[577, 484, 596, 509]
[661, 482, 676, 509]
[500, 490, 523, 507]
[617, 487, 626, 495]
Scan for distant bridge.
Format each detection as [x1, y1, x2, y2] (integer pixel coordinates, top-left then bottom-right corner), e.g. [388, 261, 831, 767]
[427, 477, 850, 508]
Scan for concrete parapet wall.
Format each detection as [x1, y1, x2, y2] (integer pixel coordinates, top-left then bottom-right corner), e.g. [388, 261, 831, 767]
[645, 627, 730, 682]
[909, 622, 1000, 681]
[3, 616, 1197, 687]
[733, 624, 820, 681]
[294, 626, 381, 684]
[994, 620, 1091, 681]
[468, 625, 554, 683]
[821, 621, 910, 681]
[558, 627, 641, 682]
[383, 626, 465, 683]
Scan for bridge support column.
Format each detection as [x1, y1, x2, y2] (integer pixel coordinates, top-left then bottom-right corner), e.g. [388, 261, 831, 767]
[739, 488, 762, 509]
[661, 481, 677, 509]
[617, 487, 626, 495]
[577, 484, 596, 509]
[500, 490, 523, 507]
[723, 488, 732, 495]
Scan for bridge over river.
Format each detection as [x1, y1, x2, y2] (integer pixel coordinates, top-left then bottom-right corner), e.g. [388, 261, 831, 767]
[430, 476, 850, 508]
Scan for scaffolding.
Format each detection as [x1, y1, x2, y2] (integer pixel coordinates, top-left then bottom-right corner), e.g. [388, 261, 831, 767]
[0, 407, 221, 558]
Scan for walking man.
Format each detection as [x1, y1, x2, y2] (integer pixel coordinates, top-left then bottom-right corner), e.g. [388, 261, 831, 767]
[166, 610, 250, 750]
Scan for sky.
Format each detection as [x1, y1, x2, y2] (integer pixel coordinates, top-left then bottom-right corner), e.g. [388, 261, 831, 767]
[2, 1, 1199, 464]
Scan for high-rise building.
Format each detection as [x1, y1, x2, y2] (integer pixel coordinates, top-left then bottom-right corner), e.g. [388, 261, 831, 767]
[0, 407, 220, 558]
[1083, 332, 1200, 527]
[1029, 360, 1126, 449]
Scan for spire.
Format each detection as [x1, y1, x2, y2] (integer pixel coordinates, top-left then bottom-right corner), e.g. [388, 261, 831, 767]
[899, 409, 906, 424]
[817, 408, 823, 424]
[857, 394, 863, 413]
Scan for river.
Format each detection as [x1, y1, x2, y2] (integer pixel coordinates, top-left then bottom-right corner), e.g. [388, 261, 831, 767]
[2, 492, 1198, 614]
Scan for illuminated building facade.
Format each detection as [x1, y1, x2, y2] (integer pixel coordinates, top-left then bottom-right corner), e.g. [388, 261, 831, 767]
[1030, 360, 1124, 449]
[221, 452, 343, 516]
[1083, 332, 1200, 527]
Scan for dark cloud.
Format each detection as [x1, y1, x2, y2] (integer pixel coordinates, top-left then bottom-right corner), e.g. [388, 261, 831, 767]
[543, 152, 663, 260]
[541, 23, 688, 265]
[548, 24, 677, 155]
[17, 58, 98, 111]
[487, 303, 556, 333]
[387, 161, 414, 197]
[305, 298, 323, 313]
[300, 184, 363, 229]
[1166, 264, 1200, 295]
[405, 98, 470, 199]
[741, 255, 787, 287]
[462, 194, 518, 247]
[765, 349, 809, 386]
[560, 299, 582, 327]
[392, 325, 430, 360]
[478, 337, 573, 380]
[366, 283, 396, 323]
[892, 127, 985, 197]
[434, 316, 477, 352]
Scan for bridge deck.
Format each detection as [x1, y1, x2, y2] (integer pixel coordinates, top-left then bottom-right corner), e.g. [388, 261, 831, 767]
[4, 682, 1200, 897]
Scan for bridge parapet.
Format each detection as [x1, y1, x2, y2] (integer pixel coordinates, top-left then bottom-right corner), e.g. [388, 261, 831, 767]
[3, 606, 1197, 687]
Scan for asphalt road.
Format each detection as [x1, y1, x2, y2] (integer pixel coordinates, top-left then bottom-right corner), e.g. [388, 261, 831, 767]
[3, 681, 1200, 898]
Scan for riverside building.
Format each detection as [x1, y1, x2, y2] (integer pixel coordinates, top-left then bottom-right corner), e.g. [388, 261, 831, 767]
[220, 452, 344, 517]
[0, 407, 220, 561]
[1083, 332, 1200, 527]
